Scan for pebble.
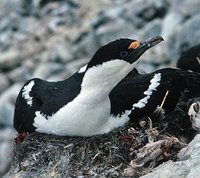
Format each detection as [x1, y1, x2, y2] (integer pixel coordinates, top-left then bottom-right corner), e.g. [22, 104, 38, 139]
[141, 134, 200, 178]
[0, 128, 16, 177]
[0, 83, 22, 127]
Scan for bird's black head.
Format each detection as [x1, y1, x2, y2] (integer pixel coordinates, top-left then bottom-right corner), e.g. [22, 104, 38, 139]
[80, 36, 164, 93]
[87, 36, 164, 69]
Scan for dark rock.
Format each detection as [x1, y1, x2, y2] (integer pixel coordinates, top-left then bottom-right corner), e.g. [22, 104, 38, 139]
[133, 0, 169, 21]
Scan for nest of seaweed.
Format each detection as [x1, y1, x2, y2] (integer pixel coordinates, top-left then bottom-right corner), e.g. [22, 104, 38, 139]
[8, 96, 199, 177]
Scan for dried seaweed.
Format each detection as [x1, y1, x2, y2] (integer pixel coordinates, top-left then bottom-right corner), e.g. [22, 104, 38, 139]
[8, 96, 199, 177]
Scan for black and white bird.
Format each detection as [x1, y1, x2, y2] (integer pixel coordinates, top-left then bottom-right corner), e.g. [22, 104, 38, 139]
[14, 36, 200, 136]
[177, 44, 200, 73]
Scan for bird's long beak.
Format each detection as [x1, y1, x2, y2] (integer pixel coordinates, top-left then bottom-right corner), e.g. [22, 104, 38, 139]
[143, 36, 164, 48]
[128, 36, 164, 63]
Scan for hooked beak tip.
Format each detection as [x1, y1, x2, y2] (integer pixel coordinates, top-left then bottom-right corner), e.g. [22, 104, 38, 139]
[147, 36, 164, 48]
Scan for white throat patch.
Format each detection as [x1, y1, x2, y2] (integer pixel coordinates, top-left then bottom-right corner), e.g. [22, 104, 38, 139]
[81, 59, 134, 94]
[22, 80, 35, 106]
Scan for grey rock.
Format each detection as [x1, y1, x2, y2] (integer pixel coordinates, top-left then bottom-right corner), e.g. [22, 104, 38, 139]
[17, 17, 41, 34]
[178, 0, 200, 18]
[0, 142, 13, 177]
[65, 58, 90, 75]
[96, 19, 135, 46]
[0, 128, 16, 177]
[40, 36, 73, 63]
[161, 11, 183, 40]
[41, 2, 70, 16]
[141, 134, 200, 178]
[177, 13, 200, 52]
[0, 74, 9, 94]
[47, 16, 68, 31]
[0, 48, 23, 69]
[72, 32, 99, 59]
[7, 66, 31, 83]
[122, 4, 145, 28]
[91, 6, 123, 29]
[0, 0, 23, 17]
[46, 70, 71, 82]
[168, 13, 200, 61]
[0, 41, 44, 70]
[0, 83, 22, 127]
[126, 0, 169, 21]
[33, 62, 64, 80]
[140, 19, 162, 40]
[137, 61, 157, 73]
[0, 127, 16, 141]
[40, 1, 78, 26]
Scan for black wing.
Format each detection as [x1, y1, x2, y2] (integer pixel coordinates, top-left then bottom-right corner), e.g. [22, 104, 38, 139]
[110, 68, 200, 120]
[14, 72, 84, 132]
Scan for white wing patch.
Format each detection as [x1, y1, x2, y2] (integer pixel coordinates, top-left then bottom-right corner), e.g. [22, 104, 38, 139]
[93, 73, 161, 133]
[132, 73, 161, 109]
[117, 73, 161, 118]
[78, 64, 87, 73]
[22, 80, 35, 106]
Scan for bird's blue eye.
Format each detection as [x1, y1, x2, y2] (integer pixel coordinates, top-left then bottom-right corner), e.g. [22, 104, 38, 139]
[120, 51, 128, 58]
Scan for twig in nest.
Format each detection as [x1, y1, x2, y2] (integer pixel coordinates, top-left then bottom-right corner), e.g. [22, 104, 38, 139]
[63, 143, 74, 149]
[147, 117, 159, 143]
[148, 117, 153, 129]
[92, 152, 102, 160]
[163, 135, 187, 147]
[155, 90, 169, 117]
[32, 154, 37, 162]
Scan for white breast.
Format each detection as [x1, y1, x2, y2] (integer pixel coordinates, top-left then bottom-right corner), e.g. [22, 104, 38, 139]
[33, 93, 109, 136]
[33, 59, 134, 136]
[33, 93, 130, 136]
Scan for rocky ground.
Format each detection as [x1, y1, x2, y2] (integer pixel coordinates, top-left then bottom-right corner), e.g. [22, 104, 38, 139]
[0, 0, 200, 177]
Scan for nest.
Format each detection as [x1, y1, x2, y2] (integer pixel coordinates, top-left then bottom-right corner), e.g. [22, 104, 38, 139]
[8, 95, 199, 177]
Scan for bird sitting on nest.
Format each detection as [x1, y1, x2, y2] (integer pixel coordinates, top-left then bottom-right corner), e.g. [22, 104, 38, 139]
[13, 36, 200, 136]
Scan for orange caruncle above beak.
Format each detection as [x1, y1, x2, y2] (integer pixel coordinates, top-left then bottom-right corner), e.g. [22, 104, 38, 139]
[128, 41, 140, 49]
